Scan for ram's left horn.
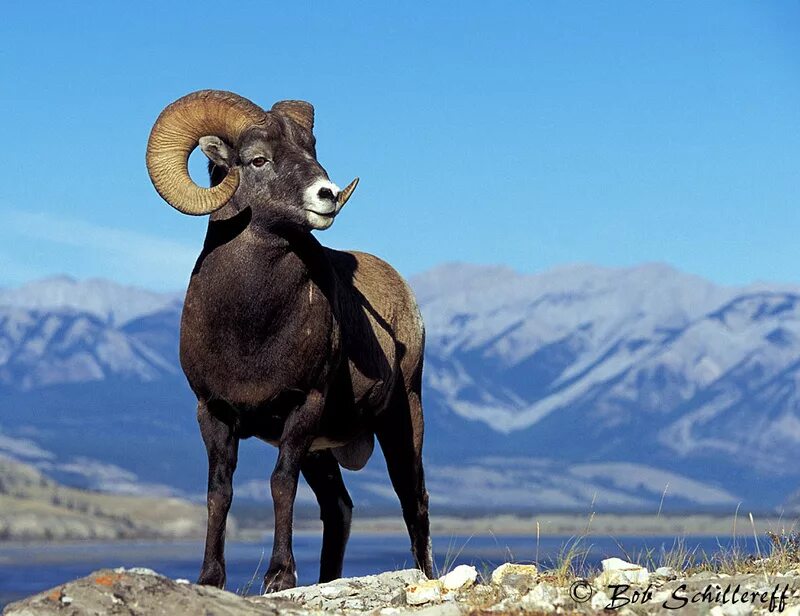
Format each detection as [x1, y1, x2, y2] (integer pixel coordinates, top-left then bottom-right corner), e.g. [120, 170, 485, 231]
[337, 177, 359, 210]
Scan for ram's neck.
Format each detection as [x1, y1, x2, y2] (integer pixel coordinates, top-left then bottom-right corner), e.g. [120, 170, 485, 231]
[189, 208, 334, 315]
[181, 208, 339, 403]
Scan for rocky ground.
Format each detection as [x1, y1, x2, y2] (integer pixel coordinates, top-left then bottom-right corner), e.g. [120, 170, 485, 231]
[6, 558, 800, 615]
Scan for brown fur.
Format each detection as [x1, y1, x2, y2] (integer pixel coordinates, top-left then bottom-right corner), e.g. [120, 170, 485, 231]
[172, 102, 433, 592]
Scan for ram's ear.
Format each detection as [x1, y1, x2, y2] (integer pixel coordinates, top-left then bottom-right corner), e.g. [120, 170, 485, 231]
[272, 100, 314, 133]
[199, 135, 235, 169]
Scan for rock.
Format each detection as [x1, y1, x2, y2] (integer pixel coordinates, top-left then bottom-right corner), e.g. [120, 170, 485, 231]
[406, 579, 444, 605]
[590, 590, 610, 610]
[2, 568, 302, 615]
[3, 567, 443, 615]
[413, 604, 463, 616]
[687, 570, 718, 580]
[8, 563, 800, 615]
[654, 566, 677, 579]
[710, 604, 753, 616]
[440, 565, 478, 591]
[651, 589, 673, 605]
[517, 582, 561, 611]
[596, 557, 650, 586]
[459, 583, 502, 609]
[269, 568, 426, 611]
[114, 566, 160, 576]
[489, 563, 538, 595]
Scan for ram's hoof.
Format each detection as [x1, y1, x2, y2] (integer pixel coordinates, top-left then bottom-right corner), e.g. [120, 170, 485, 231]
[263, 567, 297, 593]
[196, 561, 226, 589]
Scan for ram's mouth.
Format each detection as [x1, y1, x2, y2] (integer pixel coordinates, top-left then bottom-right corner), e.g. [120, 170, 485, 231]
[303, 177, 360, 230]
[305, 209, 337, 230]
[305, 207, 336, 217]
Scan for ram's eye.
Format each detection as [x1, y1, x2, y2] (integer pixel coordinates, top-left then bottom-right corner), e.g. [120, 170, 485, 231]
[251, 157, 268, 168]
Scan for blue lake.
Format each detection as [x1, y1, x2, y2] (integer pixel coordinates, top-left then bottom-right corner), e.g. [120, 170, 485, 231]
[0, 534, 763, 608]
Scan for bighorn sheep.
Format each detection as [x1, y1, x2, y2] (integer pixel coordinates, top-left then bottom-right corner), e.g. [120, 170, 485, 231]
[145, 90, 432, 592]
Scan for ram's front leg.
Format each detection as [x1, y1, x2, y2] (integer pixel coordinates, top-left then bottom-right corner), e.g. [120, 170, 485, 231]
[264, 390, 324, 593]
[197, 400, 239, 588]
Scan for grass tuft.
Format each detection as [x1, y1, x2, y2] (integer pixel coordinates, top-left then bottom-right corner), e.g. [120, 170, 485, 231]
[237, 548, 266, 596]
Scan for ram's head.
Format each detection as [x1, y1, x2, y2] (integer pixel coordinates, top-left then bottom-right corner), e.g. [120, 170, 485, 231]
[146, 90, 358, 230]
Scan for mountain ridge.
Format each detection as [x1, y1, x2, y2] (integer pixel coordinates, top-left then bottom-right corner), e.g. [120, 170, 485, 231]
[1, 262, 798, 513]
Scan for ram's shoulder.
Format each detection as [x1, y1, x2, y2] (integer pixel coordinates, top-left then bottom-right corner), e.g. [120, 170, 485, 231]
[324, 248, 402, 286]
[324, 248, 420, 319]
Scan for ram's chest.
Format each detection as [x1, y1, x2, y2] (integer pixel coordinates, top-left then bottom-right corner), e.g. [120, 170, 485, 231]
[180, 278, 338, 408]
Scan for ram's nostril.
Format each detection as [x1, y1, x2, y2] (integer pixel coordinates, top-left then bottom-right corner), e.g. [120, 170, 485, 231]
[317, 187, 336, 201]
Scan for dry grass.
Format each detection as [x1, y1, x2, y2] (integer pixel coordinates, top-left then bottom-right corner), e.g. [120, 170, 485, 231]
[529, 510, 800, 582]
[239, 510, 800, 598]
[237, 548, 267, 596]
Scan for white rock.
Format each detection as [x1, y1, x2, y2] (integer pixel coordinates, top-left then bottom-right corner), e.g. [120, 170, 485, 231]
[175, 579, 190, 585]
[652, 590, 672, 604]
[490, 563, 538, 585]
[590, 590, 610, 610]
[414, 604, 464, 616]
[654, 566, 676, 578]
[60, 596, 73, 605]
[343, 598, 367, 610]
[597, 558, 650, 585]
[113, 567, 161, 577]
[601, 557, 643, 572]
[440, 565, 478, 591]
[519, 583, 560, 611]
[710, 607, 727, 616]
[710, 602, 753, 616]
[320, 585, 348, 599]
[406, 580, 443, 605]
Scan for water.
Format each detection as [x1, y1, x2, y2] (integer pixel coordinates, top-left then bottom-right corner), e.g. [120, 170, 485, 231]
[0, 534, 762, 608]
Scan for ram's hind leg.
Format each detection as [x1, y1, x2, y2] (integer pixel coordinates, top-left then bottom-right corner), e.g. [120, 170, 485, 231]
[197, 400, 239, 588]
[302, 450, 353, 582]
[376, 377, 433, 578]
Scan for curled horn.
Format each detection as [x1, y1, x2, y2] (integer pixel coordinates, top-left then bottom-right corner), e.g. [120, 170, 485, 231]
[146, 90, 267, 215]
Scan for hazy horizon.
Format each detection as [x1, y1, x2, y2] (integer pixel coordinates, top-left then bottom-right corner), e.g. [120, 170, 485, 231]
[2, 258, 799, 294]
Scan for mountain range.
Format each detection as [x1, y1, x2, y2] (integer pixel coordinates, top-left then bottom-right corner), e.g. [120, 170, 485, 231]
[1, 263, 799, 515]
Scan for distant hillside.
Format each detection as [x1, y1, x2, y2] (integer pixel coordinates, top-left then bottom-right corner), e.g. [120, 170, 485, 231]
[0, 456, 208, 541]
[1, 264, 799, 514]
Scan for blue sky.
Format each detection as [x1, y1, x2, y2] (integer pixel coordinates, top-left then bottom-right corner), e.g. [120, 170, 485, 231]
[1, 1, 798, 290]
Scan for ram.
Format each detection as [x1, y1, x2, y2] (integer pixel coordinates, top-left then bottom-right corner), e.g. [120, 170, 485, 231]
[145, 90, 433, 592]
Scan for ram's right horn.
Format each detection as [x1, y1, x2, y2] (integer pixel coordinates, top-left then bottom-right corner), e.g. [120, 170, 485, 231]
[146, 90, 267, 215]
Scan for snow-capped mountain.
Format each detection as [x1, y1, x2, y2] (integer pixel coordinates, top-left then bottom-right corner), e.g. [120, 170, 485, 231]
[1, 264, 799, 513]
[0, 307, 180, 389]
[0, 276, 182, 389]
[0, 276, 181, 326]
[417, 264, 800, 469]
